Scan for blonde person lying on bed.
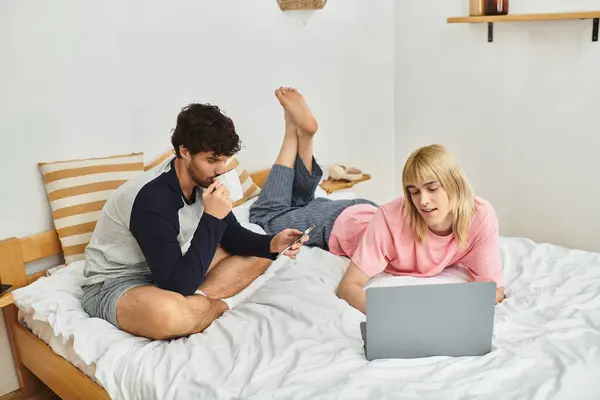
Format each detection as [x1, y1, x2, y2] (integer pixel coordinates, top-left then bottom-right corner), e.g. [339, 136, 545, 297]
[81, 103, 307, 340]
[249, 87, 505, 314]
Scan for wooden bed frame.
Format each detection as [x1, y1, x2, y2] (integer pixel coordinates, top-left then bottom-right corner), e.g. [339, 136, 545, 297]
[0, 169, 272, 400]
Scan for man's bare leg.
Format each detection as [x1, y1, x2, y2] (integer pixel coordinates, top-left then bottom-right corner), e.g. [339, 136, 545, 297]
[198, 250, 272, 300]
[115, 247, 269, 340]
[274, 87, 318, 173]
[116, 287, 228, 340]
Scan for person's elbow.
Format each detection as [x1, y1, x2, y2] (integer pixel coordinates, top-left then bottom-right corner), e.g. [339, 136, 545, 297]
[336, 279, 355, 301]
[336, 263, 369, 306]
[335, 281, 345, 299]
[336, 279, 367, 315]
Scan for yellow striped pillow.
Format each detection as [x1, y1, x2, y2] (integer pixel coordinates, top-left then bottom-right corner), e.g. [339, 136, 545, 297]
[39, 153, 145, 264]
[145, 149, 175, 171]
[225, 156, 262, 207]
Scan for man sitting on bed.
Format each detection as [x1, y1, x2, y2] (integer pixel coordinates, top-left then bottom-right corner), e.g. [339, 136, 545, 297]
[81, 103, 307, 340]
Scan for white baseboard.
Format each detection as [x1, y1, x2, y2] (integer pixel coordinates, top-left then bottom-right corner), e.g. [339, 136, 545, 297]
[0, 375, 19, 397]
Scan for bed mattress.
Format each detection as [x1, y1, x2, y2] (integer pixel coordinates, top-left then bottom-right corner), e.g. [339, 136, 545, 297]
[12, 222, 600, 399]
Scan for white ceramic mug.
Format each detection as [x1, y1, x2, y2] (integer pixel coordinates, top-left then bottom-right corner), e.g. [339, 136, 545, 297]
[214, 169, 244, 202]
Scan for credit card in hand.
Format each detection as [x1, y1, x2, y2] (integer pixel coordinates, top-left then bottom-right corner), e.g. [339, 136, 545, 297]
[276, 224, 316, 259]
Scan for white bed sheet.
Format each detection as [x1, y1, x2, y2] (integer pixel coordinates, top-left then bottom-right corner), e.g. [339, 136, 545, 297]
[11, 204, 600, 399]
[20, 309, 98, 382]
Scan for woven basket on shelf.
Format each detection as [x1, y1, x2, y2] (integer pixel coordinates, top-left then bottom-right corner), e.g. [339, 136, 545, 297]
[278, 0, 327, 11]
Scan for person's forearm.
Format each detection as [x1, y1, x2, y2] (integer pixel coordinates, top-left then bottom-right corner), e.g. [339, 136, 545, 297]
[144, 213, 227, 296]
[220, 213, 275, 259]
[337, 283, 367, 314]
[496, 287, 505, 304]
[223, 229, 274, 258]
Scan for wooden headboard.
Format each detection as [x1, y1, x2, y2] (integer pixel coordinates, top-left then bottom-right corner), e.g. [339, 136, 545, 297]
[0, 168, 271, 291]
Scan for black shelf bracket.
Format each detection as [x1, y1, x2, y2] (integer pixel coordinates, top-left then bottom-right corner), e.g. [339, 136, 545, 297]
[485, 17, 599, 43]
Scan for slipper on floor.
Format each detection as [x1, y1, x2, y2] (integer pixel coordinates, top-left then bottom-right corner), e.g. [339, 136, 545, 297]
[328, 164, 364, 181]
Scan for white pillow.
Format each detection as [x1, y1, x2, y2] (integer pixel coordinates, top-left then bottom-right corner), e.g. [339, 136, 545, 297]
[232, 197, 259, 225]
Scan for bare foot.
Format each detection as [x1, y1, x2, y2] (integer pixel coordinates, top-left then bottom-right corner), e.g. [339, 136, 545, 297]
[274, 87, 318, 135]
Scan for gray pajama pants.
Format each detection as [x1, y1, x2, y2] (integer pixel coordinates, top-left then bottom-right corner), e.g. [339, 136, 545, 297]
[249, 156, 378, 250]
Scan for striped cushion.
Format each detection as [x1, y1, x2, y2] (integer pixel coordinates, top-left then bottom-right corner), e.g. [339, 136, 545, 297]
[225, 156, 262, 207]
[39, 153, 145, 264]
[145, 149, 175, 171]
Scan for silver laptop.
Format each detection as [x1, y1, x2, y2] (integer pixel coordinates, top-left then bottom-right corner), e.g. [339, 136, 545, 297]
[361, 282, 496, 360]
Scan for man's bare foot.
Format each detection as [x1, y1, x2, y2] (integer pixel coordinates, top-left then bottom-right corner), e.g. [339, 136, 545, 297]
[275, 87, 318, 135]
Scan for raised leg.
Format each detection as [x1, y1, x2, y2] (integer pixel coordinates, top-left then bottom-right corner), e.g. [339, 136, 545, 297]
[198, 249, 272, 300]
[274, 87, 318, 173]
[297, 126, 315, 175]
[274, 106, 299, 169]
[249, 87, 379, 250]
[250, 87, 322, 219]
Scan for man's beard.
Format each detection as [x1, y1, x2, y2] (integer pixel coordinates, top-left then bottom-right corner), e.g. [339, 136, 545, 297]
[187, 166, 213, 189]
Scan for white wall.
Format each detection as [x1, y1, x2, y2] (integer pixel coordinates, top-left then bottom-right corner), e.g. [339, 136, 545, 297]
[395, 0, 600, 253]
[0, 0, 394, 393]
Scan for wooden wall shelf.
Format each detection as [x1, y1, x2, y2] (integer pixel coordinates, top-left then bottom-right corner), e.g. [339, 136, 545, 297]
[447, 11, 600, 42]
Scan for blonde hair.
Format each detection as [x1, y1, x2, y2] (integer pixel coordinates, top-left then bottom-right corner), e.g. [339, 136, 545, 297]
[402, 144, 475, 248]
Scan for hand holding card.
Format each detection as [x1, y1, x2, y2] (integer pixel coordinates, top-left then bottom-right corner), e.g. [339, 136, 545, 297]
[273, 224, 316, 259]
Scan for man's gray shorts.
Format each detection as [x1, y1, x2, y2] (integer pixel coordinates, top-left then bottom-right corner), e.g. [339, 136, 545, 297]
[82, 274, 154, 329]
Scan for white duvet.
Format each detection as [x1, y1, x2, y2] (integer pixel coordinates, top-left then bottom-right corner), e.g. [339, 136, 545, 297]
[12, 225, 600, 399]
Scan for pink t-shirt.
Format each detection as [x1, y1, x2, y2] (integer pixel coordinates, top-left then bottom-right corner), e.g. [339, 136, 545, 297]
[328, 197, 503, 287]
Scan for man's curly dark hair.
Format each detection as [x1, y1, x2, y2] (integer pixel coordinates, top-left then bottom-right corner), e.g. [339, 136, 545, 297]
[171, 103, 241, 158]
